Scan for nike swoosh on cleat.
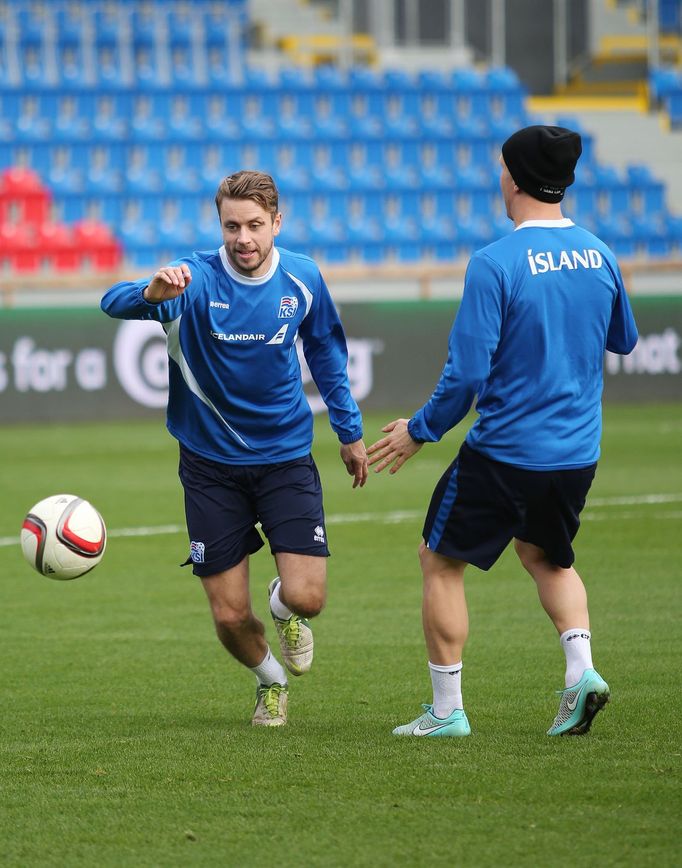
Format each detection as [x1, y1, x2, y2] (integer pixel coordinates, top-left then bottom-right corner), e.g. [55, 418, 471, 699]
[566, 685, 586, 713]
[413, 722, 453, 736]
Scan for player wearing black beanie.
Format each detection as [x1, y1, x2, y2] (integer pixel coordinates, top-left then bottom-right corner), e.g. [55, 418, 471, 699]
[501, 124, 582, 203]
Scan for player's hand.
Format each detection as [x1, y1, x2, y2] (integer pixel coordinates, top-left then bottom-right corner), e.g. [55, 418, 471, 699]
[340, 439, 368, 488]
[143, 264, 192, 303]
[367, 418, 422, 475]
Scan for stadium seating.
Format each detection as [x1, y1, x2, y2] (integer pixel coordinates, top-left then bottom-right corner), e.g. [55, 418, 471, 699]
[649, 65, 682, 128]
[0, 165, 122, 273]
[1, 0, 680, 269]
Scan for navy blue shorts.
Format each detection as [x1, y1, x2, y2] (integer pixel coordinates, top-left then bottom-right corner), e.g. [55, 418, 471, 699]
[423, 442, 596, 570]
[178, 445, 329, 578]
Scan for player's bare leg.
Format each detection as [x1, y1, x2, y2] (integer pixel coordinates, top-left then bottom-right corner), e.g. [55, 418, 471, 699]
[201, 556, 268, 666]
[514, 539, 589, 634]
[420, 544, 469, 664]
[514, 539, 610, 735]
[275, 552, 327, 618]
[268, 553, 326, 675]
[202, 557, 288, 726]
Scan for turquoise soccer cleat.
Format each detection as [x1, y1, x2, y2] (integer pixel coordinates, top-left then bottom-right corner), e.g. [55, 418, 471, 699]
[547, 668, 610, 736]
[392, 705, 471, 737]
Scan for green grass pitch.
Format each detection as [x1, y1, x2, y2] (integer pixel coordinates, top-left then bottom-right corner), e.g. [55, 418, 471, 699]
[1, 405, 680, 867]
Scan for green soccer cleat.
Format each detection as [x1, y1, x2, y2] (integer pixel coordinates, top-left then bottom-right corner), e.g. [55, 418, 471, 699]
[547, 668, 610, 736]
[268, 578, 314, 676]
[392, 705, 471, 737]
[251, 682, 288, 727]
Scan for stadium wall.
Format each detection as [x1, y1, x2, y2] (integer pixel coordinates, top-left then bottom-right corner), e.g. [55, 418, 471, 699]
[0, 298, 680, 424]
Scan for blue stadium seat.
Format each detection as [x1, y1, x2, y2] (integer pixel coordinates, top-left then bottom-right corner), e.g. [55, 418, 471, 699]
[167, 94, 203, 140]
[666, 91, 682, 127]
[91, 93, 130, 141]
[169, 46, 200, 88]
[206, 46, 236, 86]
[381, 92, 420, 137]
[93, 43, 128, 88]
[384, 68, 417, 91]
[162, 144, 201, 193]
[345, 142, 383, 190]
[156, 199, 199, 250]
[348, 92, 384, 138]
[349, 67, 384, 90]
[93, 7, 123, 47]
[17, 8, 46, 45]
[658, 0, 681, 32]
[626, 165, 666, 214]
[418, 143, 455, 189]
[313, 66, 347, 90]
[239, 94, 276, 138]
[124, 144, 164, 193]
[58, 43, 90, 87]
[15, 95, 51, 140]
[275, 144, 311, 192]
[275, 93, 313, 139]
[383, 142, 420, 189]
[46, 144, 86, 194]
[167, 10, 195, 48]
[131, 7, 159, 47]
[130, 94, 167, 140]
[311, 93, 349, 138]
[53, 95, 91, 141]
[649, 67, 682, 103]
[310, 144, 348, 190]
[278, 66, 313, 89]
[18, 44, 47, 85]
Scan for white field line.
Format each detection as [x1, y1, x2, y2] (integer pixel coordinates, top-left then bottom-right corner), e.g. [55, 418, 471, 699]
[1, 494, 681, 549]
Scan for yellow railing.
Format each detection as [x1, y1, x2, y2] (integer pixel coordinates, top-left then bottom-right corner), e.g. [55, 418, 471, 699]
[277, 32, 378, 67]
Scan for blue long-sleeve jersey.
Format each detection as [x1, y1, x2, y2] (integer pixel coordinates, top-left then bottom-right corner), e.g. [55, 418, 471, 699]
[101, 246, 363, 464]
[408, 219, 638, 470]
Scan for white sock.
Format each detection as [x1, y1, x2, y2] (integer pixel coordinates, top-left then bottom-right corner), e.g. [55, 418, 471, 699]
[429, 661, 463, 718]
[269, 578, 293, 620]
[250, 647, 288, 686]
[560, 628, 593, 688]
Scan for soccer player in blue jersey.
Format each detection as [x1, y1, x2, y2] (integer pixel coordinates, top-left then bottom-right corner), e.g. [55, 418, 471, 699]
[102, 171, 367, 727]
[367, 125, 638, 738]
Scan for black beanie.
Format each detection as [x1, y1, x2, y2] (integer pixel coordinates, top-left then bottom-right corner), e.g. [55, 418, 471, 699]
[501, 125, 582, 203]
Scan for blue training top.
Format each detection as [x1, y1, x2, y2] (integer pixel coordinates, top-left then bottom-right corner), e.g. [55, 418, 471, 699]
[101, 245, 363, 465]
[408, 219, 639, 470]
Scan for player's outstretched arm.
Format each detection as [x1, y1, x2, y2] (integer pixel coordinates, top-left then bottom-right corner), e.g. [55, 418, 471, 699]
[340, 439, 368, 488]
[143, 264, 192, 304]
[367, 418, 423, 475]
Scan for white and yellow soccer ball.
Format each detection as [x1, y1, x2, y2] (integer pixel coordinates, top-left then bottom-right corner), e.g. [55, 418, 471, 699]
[20, 494, 107, 580]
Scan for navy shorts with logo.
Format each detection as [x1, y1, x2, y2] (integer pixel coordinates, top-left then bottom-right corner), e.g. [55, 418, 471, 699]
[178, 445, 329, 577]
[423, 442, 596, 570]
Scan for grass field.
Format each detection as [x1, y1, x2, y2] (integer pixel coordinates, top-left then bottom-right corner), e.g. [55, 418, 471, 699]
[1, 405, 680, 867]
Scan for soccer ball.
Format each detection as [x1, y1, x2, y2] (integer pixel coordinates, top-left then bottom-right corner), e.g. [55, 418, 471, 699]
[20, 494, 107, 580]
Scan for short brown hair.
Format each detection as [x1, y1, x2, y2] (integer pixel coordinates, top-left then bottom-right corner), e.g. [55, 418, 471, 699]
[214, 170, 279, 217]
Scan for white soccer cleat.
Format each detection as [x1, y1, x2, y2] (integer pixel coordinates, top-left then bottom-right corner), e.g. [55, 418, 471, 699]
[251, 682, 288, 727]
[268, 578, 314, 676]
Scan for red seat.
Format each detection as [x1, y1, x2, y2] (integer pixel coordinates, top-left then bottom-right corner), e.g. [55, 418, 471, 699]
[72, 220, 123, 270]
[0, 167, 51, 226]
[37, 221, 82, 271]
[0, 223, 41, 272]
